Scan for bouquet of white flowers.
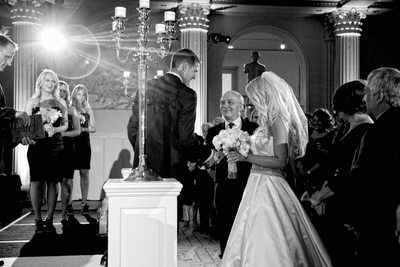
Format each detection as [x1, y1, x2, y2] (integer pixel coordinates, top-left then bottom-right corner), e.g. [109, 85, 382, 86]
[79, 114, 86, 125]
[37, 107, 62, 137]
[212, 127, 251, 179]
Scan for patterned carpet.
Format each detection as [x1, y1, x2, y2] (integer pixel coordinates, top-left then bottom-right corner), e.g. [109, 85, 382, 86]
[0, 201, 221, 267]
[178, 223, 221, 267]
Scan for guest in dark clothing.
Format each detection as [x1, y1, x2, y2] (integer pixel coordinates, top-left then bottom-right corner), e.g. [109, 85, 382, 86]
[193, 122, 215, 233]
[204, 90, 258, 257]
[0, 34, 32, 174]
[296, 108, 335, 196]
[307, 80, 373, 267]
[350, 67, 400, 267]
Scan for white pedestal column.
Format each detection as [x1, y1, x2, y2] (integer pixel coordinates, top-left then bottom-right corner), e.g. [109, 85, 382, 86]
[104, 179, 182, 267]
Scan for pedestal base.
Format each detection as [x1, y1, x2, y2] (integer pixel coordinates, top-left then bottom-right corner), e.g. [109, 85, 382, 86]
[104, 179, 182, 267]
[122, 166, 162, 182]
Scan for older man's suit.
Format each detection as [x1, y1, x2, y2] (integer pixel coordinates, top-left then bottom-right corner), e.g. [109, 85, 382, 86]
[0, 84, 16, 174]
[205, 118, 258, 256]
[351, 107, 400, 267]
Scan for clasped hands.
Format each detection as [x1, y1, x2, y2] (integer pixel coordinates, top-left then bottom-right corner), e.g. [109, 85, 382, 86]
[203, 149, 248, 169]
[44, 123, 56, 137]
[226, 150, 247, 163]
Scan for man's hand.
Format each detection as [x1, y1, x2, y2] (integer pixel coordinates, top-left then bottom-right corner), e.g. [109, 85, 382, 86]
[21, 136, 36, 145]
[15, 111, 30, 126]
[204, 150, 225, 168]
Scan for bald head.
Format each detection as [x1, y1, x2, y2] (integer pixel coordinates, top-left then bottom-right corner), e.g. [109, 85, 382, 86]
[219, 90, 244, 122]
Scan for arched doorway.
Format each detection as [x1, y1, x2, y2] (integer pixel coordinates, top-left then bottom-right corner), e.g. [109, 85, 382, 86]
[222, 25, 309, 111]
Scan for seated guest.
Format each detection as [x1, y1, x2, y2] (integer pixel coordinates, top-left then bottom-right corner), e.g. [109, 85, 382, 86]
[296, 108, 336, 197]
[307, 80, 373, 266]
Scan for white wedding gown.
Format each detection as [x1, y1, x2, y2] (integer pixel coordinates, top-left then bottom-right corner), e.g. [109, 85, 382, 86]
[221, 127, 332, 267]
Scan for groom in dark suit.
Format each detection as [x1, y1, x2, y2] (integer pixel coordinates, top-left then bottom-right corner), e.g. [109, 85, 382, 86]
[127, 48, 207, 221]
[128, 48, 201, 178]
[205, 90, 258, 257]
[350, 67, 400, 267]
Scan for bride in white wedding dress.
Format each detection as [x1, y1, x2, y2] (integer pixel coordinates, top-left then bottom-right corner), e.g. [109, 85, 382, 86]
[221, 72, 332, 267]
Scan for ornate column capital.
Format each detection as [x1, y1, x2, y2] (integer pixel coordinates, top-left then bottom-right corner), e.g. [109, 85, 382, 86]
[328, 7, 367, 36]
[323, 14, 335, 42]
[178, 2, 210, 32]
[7, 0, 52, 25]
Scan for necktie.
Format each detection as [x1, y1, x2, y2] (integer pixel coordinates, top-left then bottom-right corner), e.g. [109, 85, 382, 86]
[228, 122, 235, 128]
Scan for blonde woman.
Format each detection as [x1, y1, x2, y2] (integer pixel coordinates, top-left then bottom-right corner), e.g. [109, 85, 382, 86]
[221, 72, 331, 267]
[59, 81, 81, 231]
[25, 69, 68, 234]
[71, 85, 96, 215]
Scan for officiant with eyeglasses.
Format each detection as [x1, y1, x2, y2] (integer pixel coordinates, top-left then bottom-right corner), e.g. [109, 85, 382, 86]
[0, 34, 34, 175]
[204, 90, 258, 258]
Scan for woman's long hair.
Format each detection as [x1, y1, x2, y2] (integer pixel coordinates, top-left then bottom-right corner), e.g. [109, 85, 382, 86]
[71, 84, 91, 112]
[31, 69, 60, 100]
[59, 80, 71, 107]
[245, 71, 308, 159]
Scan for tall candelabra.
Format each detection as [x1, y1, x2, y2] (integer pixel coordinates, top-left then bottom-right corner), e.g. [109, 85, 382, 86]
[111, 0, 177, 182]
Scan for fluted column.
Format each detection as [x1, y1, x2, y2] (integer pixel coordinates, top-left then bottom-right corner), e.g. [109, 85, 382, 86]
[329, 8, 366, 85]
[178, 1, 210, 134]
[7, 0, 48, 189]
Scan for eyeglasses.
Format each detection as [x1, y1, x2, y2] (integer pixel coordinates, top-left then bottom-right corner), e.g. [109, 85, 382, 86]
[4, 55, 13, 64]
[220, 100, 243, 106]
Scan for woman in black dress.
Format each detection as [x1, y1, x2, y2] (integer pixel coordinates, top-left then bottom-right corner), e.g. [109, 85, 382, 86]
[59, 81, 81, 230]
[71, 85, 96, 215]
[308, 80, 374, 266]
[24, 69, 68, 234]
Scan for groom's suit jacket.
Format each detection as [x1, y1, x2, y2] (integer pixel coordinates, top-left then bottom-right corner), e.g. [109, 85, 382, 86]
[127, 73, 202, 179]
[205, 117, 258, 254]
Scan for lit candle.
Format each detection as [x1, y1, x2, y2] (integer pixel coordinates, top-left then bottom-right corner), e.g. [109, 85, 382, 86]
[157, 70, 164, 76]
[112, 20, 117, 31]
[139, 0, 150, 9]
[115, 7, 126, 18]
[123, 71, 130, 78]
[155, 23, 166, 34]
[164, 11, 175, 22]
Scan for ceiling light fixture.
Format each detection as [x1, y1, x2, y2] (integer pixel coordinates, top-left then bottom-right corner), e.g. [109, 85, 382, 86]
[208, 33, 231, 44]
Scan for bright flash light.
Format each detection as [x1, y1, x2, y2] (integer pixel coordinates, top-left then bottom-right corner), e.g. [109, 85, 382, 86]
[40, 27, 67, 52]
[280, 43, 286, 50]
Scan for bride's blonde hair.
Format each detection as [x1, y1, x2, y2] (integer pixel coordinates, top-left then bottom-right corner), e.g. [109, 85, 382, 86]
[245, 71, 308, 159]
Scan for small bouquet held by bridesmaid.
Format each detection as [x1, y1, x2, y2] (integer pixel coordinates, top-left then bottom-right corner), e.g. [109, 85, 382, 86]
[37, 107, 63, 137]
[212, 127, 251, 179]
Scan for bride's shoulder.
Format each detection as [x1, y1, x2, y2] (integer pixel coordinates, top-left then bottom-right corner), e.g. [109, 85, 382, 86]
[252, 125, 271, 139]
